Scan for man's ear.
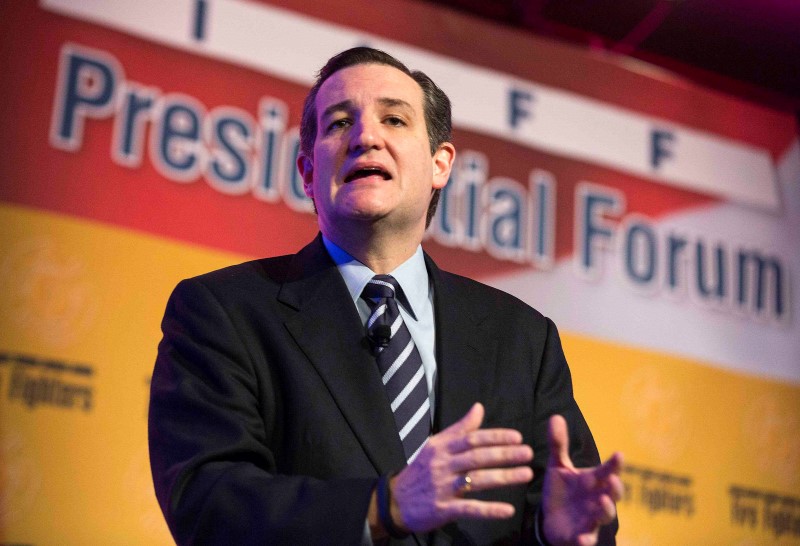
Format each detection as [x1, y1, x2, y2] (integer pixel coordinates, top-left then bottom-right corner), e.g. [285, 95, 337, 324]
[432, 142, 456, 190]
[297, 154, 314, 198]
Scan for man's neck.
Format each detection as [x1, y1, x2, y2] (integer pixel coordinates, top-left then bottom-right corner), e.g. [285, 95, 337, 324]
[322, 223, 425, 274]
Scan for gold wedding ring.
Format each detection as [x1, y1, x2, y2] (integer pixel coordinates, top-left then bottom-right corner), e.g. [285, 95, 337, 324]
[455, 473, 473, 494]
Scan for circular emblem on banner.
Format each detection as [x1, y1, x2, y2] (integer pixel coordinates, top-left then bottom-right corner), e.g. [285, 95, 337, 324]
[1, 237, 98, 347]
[0, 432, 42, 526]
[621, 366, 688, 463]
[741, 394, 800, 488]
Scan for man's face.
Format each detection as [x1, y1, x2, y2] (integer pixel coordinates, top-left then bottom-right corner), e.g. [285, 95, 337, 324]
[298, 63, 453, 238]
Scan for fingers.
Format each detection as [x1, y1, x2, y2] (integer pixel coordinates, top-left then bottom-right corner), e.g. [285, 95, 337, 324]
[455, 466, 534, 494]
[440, 403, 523, 449]
[547, 414, 573, 469]
[596, 493, 617, 525]
[438, 405, 533, 484]
[576, 533, 601, 546]
[583, 452, 624, 501]
[436, 402, 530, 464]
[446, 428, 525, 454]
[593, 451, 623, 481]
[392, 403, 535, 533]
[607, 473, 625, 502]
[449, 444, 533, 473]
[540, 417, 625, 544]
[439, 499, 517, 521]
[442, 402, 485, 438]
[439, 405, 534, 497]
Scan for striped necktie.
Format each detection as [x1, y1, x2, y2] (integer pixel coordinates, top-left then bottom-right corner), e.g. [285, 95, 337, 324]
[362, 274, 430, 463]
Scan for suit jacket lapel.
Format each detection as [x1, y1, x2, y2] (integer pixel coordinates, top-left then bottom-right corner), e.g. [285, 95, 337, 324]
[279, 235, 407, 474]
[426, 255, 489, 433]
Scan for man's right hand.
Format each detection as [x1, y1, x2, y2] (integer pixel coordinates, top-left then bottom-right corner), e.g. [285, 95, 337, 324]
[386, 402, 534, 534]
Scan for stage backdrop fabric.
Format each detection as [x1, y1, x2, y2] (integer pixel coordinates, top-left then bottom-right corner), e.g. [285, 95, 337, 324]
[1, 1, 799, 544]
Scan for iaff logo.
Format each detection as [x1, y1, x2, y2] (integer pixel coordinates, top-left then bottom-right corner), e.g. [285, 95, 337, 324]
[0, 353, 94, 411]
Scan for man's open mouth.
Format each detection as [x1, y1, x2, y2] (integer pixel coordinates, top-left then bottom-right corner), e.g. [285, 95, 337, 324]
[345, 166, 391, 183]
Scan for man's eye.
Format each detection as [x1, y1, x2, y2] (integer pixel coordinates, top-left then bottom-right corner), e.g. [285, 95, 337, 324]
[327, 119, 351, 131]
[385, 116, 406, 126]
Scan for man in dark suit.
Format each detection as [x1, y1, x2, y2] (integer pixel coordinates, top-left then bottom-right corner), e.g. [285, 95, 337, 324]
[149, 47, 623, 545]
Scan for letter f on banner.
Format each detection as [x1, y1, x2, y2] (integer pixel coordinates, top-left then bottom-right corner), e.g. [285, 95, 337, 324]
[575, 183, 625, 280]
[508, 87, 535, 129]
[50, 43, 122, 152]
[651, 129, 675, 169]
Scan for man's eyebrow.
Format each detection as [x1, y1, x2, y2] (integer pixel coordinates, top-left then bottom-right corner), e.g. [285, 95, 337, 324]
[321, 98, 415, 120]
[377, 97, 414, 111]
[321, 100, 353, 120]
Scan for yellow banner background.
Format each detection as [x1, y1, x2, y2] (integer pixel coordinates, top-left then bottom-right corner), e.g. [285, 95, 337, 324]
[2, 203, 798, 544]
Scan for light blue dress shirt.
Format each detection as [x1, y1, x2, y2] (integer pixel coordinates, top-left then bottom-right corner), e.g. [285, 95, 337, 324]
[322, 236, 437, 417]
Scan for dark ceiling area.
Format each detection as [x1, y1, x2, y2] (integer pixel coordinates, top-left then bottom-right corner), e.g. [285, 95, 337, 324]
[425, 0, 800, 115]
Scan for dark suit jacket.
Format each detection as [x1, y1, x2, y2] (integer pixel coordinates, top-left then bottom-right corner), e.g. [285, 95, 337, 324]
[149, 235, 616, 545]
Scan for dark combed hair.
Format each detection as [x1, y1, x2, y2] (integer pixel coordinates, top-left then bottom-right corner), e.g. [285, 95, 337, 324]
[299, 47, 452, 228]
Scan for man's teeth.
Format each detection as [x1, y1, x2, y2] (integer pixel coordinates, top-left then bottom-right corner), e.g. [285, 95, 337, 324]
[348, 168, 388, 181]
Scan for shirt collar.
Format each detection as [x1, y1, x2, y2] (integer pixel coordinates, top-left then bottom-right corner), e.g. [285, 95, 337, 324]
[322, 235, 428, 321]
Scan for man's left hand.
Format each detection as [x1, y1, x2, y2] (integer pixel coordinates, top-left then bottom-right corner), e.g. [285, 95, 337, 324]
[541, 415, 624, 546]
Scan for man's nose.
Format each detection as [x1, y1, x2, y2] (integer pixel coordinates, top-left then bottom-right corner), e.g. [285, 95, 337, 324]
[348, 118, 384, 153]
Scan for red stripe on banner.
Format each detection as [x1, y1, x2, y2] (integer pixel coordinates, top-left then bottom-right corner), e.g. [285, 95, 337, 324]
[1, 1, 320, 258]
[0, 1, 782, 280]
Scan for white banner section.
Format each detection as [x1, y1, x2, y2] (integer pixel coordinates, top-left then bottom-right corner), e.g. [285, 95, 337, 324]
[42, 0, 780, 210]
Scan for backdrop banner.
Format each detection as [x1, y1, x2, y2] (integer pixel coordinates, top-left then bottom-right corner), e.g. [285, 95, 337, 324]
[1, 1, 798, 544]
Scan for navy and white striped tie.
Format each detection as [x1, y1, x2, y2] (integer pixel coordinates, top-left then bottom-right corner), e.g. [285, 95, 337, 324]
[362, 275, 430, 463]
